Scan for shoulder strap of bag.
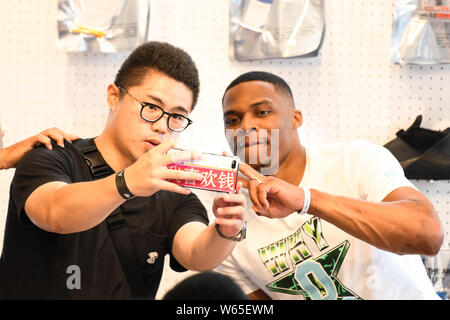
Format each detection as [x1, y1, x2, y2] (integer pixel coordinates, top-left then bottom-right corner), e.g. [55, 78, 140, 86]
[74, 138, 148, 299]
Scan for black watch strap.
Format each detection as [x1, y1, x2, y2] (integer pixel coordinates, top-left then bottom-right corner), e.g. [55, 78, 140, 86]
[116, 169, 136, 200]
[215, 221, 247, 242]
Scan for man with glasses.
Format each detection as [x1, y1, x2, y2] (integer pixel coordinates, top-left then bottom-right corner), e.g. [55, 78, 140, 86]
[0, 41, 246, 299]
[118, 86, 193, 133]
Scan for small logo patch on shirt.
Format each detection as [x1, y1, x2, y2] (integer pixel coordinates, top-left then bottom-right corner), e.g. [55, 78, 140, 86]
[147, 252, 158, 264]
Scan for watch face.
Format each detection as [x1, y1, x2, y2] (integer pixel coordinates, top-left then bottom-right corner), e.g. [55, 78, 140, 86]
[239, 221, 247, 241]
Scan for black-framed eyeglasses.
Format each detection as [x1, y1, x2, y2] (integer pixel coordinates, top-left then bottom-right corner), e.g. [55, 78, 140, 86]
[118, 87, 193, 132]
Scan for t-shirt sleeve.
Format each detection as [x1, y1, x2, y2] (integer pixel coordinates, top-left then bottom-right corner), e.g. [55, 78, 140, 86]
[214, 254, 259, 295]
[11, 143, 74, 225]
[169, 192, 209, 236]
[350, 140, 417, 203]
[167, 192, 209, 271]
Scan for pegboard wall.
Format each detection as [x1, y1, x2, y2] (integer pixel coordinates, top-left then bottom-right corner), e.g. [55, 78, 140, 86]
[0, 0, 449, 299]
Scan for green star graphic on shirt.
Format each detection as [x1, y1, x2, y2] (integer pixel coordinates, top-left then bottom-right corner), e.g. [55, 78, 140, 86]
[267, 240, 362, 300]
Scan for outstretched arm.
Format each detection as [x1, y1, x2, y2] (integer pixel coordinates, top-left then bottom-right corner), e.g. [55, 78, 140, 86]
[24, 140, 204, 234]
[239, 163, 443, 256]
[172, 184, 247, 271]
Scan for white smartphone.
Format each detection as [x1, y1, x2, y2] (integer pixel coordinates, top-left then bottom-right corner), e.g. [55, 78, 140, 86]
[167, 150, 240, 193]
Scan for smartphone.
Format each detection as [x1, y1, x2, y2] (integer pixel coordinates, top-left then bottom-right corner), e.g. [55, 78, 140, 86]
[167, 149, 239, 193]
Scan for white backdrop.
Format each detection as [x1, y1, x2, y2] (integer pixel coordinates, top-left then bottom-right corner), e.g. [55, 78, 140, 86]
[0, 0, 449, 299]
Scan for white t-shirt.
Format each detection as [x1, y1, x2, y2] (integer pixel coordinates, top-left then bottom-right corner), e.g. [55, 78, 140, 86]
[211, 140, 440, 300]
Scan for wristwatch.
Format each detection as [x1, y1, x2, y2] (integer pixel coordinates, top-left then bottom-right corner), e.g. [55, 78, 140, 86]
[215, 221, 247, 242]
[116, 169, 136, 200]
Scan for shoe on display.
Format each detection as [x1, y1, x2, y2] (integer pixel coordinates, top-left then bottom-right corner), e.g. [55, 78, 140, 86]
[384, 115, 450, 180]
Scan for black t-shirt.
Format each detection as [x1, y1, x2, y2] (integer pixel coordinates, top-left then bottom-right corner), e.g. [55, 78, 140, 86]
[0, 139, 209, 299]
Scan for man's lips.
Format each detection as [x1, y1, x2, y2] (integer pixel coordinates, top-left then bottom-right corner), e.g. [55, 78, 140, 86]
[144, 139, 161, 148]
[238, 140, 268, 149]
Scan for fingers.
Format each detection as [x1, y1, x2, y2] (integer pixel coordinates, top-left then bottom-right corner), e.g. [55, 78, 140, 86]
[237, 164, 272, 214]
[214, 194, 246, 231]
[152, 139, 177, 154]
[215, 205, 246, 217]
[239, 162, 264, 182]
[163, 168, 204, 181]
[244, 178, 272, 214]
[129, 140, 206, 197]
[149, 139, 203, 166]
[214, 217, 244, 228]
[154, 180, 192, 195]
[239, 163, 266, 208]
[165, 150, 203, 165]
[216, 192, 246, 206]
[35, 134, 53, 150]
[248, 179, 264, 212]
[256, 183, 270, 210]
[37, 127, 79, 149]
[47, 127, 79, 142]
[213, 191, 246, 216]
[42, 129, 64, 148]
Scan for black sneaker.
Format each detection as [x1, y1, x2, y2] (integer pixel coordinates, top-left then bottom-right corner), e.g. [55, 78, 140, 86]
[384, 115, 450, 180]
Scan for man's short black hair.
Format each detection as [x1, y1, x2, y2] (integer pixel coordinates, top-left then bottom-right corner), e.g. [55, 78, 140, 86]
[222, 71, 294, 106]
[162, 271, 248, 300]
[114, 41, 200, 109]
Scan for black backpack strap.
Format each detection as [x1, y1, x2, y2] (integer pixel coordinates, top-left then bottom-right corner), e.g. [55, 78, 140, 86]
[75, 138, 111, 180]
[107, 206, 148, 299]
[74, 138, 148, 299]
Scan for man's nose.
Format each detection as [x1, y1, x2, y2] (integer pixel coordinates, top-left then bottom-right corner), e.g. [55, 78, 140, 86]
[241, 114, 258, 133]
[151, 114, 170, 134]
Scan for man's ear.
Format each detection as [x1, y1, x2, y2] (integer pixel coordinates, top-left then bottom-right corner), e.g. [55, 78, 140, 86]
[107, 84, 121, 112]
[292, 109, 303, 129]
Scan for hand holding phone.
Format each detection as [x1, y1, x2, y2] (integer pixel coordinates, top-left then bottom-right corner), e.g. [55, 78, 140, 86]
[167, 150, 240, 193]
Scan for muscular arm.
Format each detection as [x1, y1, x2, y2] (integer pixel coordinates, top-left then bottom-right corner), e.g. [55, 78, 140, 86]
[25, 176, 125, 234]
[308, 186, 443, 256]
[23, 140, 203, 234]
[240, 162, 443, 256]
[245, 186, 443, 300]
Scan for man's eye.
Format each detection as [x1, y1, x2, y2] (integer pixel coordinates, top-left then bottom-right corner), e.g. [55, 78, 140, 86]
[225, 118, 238, 126]
[258, 110, 271, 116]
[144, 104, 160, 111]
[171, 114, 184, 121]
